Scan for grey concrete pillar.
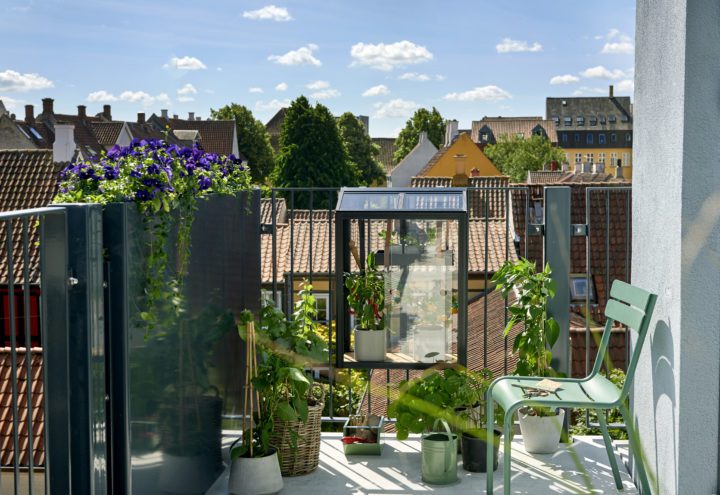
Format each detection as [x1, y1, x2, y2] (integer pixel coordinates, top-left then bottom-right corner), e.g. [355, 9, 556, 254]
[634, 1, 720, 494]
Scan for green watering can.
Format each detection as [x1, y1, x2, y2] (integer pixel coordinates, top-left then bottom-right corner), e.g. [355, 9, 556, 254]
[421, 418, 458, 485]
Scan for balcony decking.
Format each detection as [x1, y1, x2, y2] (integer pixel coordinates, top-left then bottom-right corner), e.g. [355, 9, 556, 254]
[209, 432, 638, 494]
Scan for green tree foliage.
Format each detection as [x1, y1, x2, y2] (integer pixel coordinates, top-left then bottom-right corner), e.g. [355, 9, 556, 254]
[483, 134, 566, 183]
[337, 112, 385, 186]
[272, 96, 358, 207]
[210, 103, 275, 184]
[393, 107, 445, 163]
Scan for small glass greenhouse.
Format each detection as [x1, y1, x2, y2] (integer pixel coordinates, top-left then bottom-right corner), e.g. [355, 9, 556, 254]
[334, 188, 469, 369]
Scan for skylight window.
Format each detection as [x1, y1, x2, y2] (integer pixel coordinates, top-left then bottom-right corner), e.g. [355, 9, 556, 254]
[16, 125, 31, 139]
[29, 127, 43, 140]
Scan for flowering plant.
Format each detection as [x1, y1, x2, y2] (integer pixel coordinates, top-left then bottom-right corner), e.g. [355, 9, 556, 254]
[344, 252, 386, 331]
[54, 138, 252, 335]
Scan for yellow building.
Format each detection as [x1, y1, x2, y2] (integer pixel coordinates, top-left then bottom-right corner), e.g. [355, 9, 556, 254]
[417, 131, 502, 178]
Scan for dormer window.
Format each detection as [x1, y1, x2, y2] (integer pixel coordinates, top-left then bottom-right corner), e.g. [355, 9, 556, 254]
[552, 116, 560, 125]
[599, 115, 607, 124]
[589, 116, 598, 126]
[577, 116, 585, 126]
[480, 132, 489, 141]
[564, 117, 572, 126]
[608, 115, 617, 123]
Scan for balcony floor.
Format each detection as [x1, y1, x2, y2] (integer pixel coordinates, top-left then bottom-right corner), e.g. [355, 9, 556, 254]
[210, 432, 638, 494]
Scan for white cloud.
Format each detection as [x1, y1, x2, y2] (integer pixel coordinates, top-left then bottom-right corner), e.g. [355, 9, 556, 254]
[268, 44, 321, 66]
[350, 41, 433, 71]
[362, 84, 390, 97]
[87, 90, 118, 102]
[599, 28, 634, 54]
[178, 97, 194, 103]
[242, 5, 292, 21]
[434, 74, 446, 81]
[443, 85, 512, 102]
[178, 83, 198, 96]
[496, 38, 543, 53]
[119, 91, 170, 107]
[616, 79, 634, 92]
[255, 99, 291, 111]
[372, 99, 419, 119]
[571, 87, 607, 97]
[550, 74, 580, 85]
[275, 82, 288, 91]
[0, 95, 21, 110]
[249, 87, 264, 93]
[306, 80, 329, 90]
[311, 89, 340, 100]
[217, 67, 223, 72]
[580, 65, 628, 80]
[164, 56, 207, 70]
[0, 70, 54, 92]
[399, 72, 430, 82]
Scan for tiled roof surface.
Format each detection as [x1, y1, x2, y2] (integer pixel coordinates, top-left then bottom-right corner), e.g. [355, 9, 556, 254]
[559, 172, 629, 183]
[168, 119, 236, 156]
[46, 114, 104, 156]
[527, 170, 566, 183]
[472, 117, 557, 143]
[0, 150, 61, 284]
[90, 122, 124, 148]
[13, 122, 51, 149]
[0, 347, 44, 467]
[468, 220, 517, 272]
[260, 198, 287, 225]
[372, 138, 397, 174]
[416, 134, 485, 177]
[410, 176, 512, 218]
[265, 108, 288, 153]
[546, 96, 633, 131]
[261, 225, 290, 284]
[570, 313, 628, 377]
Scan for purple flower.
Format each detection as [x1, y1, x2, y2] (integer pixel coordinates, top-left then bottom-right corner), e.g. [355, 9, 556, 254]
[198, 176, 212, 190]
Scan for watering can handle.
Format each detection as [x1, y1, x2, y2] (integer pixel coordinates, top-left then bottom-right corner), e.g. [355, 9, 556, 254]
[432, 418, 454, 472]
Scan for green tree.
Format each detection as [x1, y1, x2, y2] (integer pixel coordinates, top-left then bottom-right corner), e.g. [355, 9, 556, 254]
[337, 112, 385, 186]
[210, 103, 275, 184]
[272, 96, 358, 206]
[484, 134, 566, 182]
[393, 107, 445, 163]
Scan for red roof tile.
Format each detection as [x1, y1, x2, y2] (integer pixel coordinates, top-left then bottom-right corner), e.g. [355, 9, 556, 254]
[168, 119, 236, 156]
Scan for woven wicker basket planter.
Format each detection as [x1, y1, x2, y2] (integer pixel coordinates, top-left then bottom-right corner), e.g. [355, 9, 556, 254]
[270, 385, 324, 477]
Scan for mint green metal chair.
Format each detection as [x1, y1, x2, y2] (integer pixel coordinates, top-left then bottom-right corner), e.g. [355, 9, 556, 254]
[486, 280, 657, 494]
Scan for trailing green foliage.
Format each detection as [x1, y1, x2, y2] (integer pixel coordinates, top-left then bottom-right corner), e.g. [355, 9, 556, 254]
[211, 103, 276, 184]
[483, 134, 566, 183]
[337, 112, 385, 186]
[570, 368, 628, 440]
[272, 96, 358, 207]
[344, 252, 386, 331]
[393, 107, 445, 163]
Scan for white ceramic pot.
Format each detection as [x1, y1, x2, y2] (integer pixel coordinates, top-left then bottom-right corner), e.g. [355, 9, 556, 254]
[228, 450, 283, 495]
[518, 407, 566, 454]
[354, 328, 386, 361]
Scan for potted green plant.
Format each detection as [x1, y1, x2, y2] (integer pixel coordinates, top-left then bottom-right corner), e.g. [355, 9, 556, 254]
[492, 258, 564, 454]
[345, 252, 387, 362]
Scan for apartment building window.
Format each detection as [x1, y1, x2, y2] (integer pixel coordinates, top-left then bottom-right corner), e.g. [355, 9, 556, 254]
[562, 133, 568, 144]
[552, 116, 560, 125]
[577, 116, 585, 126]
[261, 290, 283, 310]
[626, 133, 632, 142]
[598, 153, 606, 164]
[314, 293, 330, 322]
[608, 115, 617, 123]
[611, 133, 617, 143]
[622, 152, 630, 167]
[611, 152, 618, 166]
[590, 116, 597, 126]
[586, 133, 594, 145]
[575, 153, 582, 164]
[599, 115, 607, 124]
[574, 133, 580, 143]
[564, 117, 572, 126]
[586, 153, 594, 164]
[599, 134, 606, 145]
[481, 132, 489, 141]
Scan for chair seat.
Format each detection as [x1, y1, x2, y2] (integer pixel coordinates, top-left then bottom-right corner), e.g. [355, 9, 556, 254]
[490, 375, 622, 413]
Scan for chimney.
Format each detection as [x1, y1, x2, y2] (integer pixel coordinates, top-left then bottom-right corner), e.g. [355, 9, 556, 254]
[581, 162, 592, 173]
[357, 115, 369, 135]
[594, 163, 605, 174]
[102, 104, 112, 120]
[53, 124, 75, 163]
[188, 112, 195, 121]
[137, 112, 145, 124]
[561, 162, 569, 172]
[609, 85, 614, 98]
[418, 131, 428, 144]
[452, 153, 469, 186]
[173, 114, 178, 119]
[196, 116, 201, 121]
[77, 105, 86, 119]
[24, 105, 34, 125]
[161, 109, 168, 119]
[550, 160, 559, 171]
[615, 164, 624, 179]
[42, 98, 54, 115]
[470, 167, 480, 177]
[444, 119, 459, 147]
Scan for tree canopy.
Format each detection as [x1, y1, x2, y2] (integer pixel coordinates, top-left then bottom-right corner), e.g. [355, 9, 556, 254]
[337, 112, 385, 186]
[483, 134, 566, 182]
[393, 107, 445, 163]
[272, 96, 358, 206]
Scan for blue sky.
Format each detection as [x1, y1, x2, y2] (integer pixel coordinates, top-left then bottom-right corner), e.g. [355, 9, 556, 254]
[0, 0, 635, 137]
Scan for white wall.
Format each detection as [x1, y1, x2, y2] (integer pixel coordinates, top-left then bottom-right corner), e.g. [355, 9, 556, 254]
[388, 133, 438, 187]
[633, 1, 720, 493]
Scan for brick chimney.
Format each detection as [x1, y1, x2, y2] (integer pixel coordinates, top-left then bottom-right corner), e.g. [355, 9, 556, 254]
[103, 104, 112, 120]
[550, 160, 559, 171]
[615, 165, 624, 179]
[42, 98, 54, 115]
[161, 109, 168, 119]
[609, 84, 614, 98]
[451, 153, 468, 186]
[77, 105, 86, 119]
[137, 112, 145, 124]
[188, 112, 195, 121]
[470, 167, 480, 177]
[24, 105, 34, 125]
[53, 124, 75, 163]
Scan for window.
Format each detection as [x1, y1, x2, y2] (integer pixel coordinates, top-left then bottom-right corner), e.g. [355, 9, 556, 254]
[564, 117, 572, 126]
[586, 153, 594, 164]
[598, 134, 606, 145]
[611, 133, 617, 143]
[608, 115, 617, 123]
[626, 133, 632, 142]
[590, 116, 598, 126]
[575, 153, 582, 164]
[611, 152, 618, 166]
[599, 115, 607, 124]
[562, 133, 568, 144]
[516, 133, 524, 138]
[261, 290, 283, 310]
[598, 152, 606, 164]
[621, 114, 629, 123]
[552, 116, 560, 125]
[622, 152, 630, 167]
[314, 293, 330, 322]
[480, 132, 489, 141]
[574, 133, 580, 143]
[586, 134, 594, 145]
[577, 116, 585, 126]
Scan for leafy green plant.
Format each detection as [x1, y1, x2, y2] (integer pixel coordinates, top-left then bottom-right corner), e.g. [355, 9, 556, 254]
[344, 252, 386, 331]
[492, 258, 561, 417]
[570, 368, 628, 440]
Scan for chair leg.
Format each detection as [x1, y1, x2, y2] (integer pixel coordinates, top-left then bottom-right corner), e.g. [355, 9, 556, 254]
[598, 409, 623, 490]
[503, 410, 514, 495]
[619, 402, 651, 494]
[486, 396, 495, 494]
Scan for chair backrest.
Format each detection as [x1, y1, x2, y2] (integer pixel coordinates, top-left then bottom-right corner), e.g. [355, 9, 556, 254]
[590, 280, 657, 400]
